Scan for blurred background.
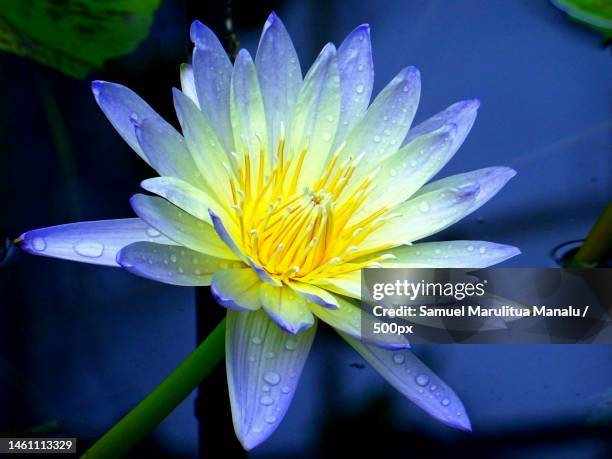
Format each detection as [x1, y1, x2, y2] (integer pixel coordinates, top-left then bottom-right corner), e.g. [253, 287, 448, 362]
[0, 0, 610, 457]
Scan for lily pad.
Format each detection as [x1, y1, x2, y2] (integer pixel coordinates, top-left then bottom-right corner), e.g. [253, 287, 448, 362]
[0, 0, 160, 78]
[551, 0, 612, 41]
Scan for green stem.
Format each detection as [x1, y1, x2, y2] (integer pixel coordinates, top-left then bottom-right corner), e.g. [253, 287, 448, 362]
[82, 319, 226, 458]
[569, 203, 612, 267]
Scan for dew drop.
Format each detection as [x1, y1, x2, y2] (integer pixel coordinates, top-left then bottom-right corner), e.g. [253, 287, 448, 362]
[195, 268, 202, 275]
[357, 64, 364, 71]
[170, 254, 177, 263]
[262, 385, 270, 392]
[285, 339, 298, 351]
[325, 114, 334, 122]
[441, 398, 451, 406]
[74, 241, 104, 258]
[263, 371, 281, 385]
[392, 353, 405, 364]
[281, 386, 291, 394]
[146, 227, 161, 237]
[389, 168, 397, 177]
[265, 351, 275, 359]
[402, 85, 410, 93]
[260, 395, 274, 406]
[415, 374, 430, 387]
[479, 246, 487, 254]
[373, 135, 381, 143]
[322, 132, 332, 142]
[265, 415, 277, 424]
[355, 84, 364, 94]
[430, 384, 438, 391]
[32, 237, 46, 252]
[467, 245, 475, 252]
[252, 336, 262, 345]
[252, 426, 262, 433]
[419, 202, 430, 213]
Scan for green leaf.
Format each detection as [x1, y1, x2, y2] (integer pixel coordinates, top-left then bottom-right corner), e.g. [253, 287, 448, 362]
[0, 0, 161, 78]
[551, 0, 612, 42]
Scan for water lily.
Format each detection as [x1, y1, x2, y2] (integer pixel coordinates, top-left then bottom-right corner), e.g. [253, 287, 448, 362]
[18, 13, 519, 450]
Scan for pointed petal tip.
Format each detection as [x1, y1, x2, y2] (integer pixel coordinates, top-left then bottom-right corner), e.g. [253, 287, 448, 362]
[355, 23, 371, 36]
[190, 20, 216, 48]
[446, 412, 472, 432]
[91, 80, 103, 97]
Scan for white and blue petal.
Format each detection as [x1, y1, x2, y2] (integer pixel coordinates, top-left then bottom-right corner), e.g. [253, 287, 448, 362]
[309, 293, 410, 349]
[287, 281, 339, 309]
[172, 88, 232, 202]
[190, 20, 234, 151]
[255, 12, 302, 156]
[387, 240, 521, 268]
[230, 49, 269, 158]
[288, 43, 341, 185]
[334, 24, 374, 147]
[117, 242, 240, 286]
[260, 284, 315, 334]
[414, 166, 517, 215]
[342, 66, 421, 168]
[211, 268, 261, 311]
[179, 63, 199, 108]
[404, 99, 480, 152]
[18, 218, 173, 266]
[226, 309, 316, 450]
[134, 118, 203, 188]
[341, 333, 471, 431]
[141, 176, 229, 225]
[91, 81, 180, 166]
[130, 193, 237, 260]
[357, 123, 456, 215]
[362, 182, 480, 248]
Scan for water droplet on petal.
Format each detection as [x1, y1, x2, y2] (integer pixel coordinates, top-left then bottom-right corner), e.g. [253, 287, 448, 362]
[252, 336, 262, 345]
[322, 132, 331, 142]
[355, 84, 364, 94]
[265, 351, 275, 359]
[419, 202, 430, 213]
[373, 135, 381, 143]
[467, 245, 475, 252]
[281, 386, 291, 394]
[32, 237, 46, 252]
[392, 353, 405, 364]
[74, 240, 104, 258]
[146, 227, 161, 237]
[263, 371, 281, 385]
[265, 415, 277, 424]
[402, 85, 410, 92]
[170, 254, 177, 263]
[415, 374, 430, 386]
[357, 64, 364, 71]
[441, 398, 451, 406]
[479, 246, 487, 254]
[285, 339, 298, 351]
[260, 395, 274, 406]
[389, 168, 397, 177]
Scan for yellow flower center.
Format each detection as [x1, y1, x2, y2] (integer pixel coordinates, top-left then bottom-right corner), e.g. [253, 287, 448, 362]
[227, 131, 394, 282]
